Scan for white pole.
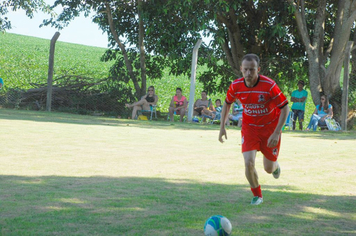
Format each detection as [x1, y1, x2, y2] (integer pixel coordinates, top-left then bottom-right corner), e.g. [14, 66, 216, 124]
[187, 39, 203, 122]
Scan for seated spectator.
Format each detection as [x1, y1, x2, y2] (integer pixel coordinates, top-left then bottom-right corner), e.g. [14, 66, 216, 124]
[169, 87, 187, 122]
[212, 99, 223, 120]
[200, 98, 218, 119]
[193, 91, 214, 117]
[201, 98, 223, 120]
[306, 94, 333, 131]
[228, 99, 243, 127]
[125, 86, 158, 119]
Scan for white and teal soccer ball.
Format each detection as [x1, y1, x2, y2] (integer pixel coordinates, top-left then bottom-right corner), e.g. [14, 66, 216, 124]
[204, 215, 232, 236]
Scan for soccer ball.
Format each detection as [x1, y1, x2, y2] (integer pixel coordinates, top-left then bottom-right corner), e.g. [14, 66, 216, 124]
[204, 215, 232, 236]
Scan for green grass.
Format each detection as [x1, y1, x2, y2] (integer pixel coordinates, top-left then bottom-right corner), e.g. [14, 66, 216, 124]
[1, 109, 355, 235]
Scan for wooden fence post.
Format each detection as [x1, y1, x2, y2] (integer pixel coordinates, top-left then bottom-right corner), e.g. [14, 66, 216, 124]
[46, 32, 60, 112]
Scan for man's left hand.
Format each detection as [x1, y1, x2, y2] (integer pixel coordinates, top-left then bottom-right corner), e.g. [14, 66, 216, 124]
[267, 132, 280, 148]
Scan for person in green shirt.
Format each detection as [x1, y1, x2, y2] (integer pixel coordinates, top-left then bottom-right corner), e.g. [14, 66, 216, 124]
[291, 80, 308, 130]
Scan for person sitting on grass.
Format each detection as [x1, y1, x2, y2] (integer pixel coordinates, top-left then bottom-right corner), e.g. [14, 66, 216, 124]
[228, 99, 243, 127]
[212, 99, 223, 120]
[125, 86, 158, 119]
[193, 91, 214, 120]
[169, 87, 187, 122]
[306, 94, 333, 131]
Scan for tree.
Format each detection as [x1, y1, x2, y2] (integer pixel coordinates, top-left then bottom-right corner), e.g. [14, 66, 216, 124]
[43, 0, 203, 101]
[287, 0, 356, 118]
[161, 0, 307, 94]
[0, 0, 52, 31]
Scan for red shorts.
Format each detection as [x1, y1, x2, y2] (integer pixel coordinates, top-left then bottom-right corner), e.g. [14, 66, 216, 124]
[241, 121, 281, 161]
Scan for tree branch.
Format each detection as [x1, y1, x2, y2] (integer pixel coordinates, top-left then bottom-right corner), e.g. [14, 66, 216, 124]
[105, 1, 141, 97]
[287, 0, 312, 52]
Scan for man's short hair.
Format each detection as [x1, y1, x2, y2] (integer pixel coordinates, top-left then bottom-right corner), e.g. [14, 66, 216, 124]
[202, 90, 207, 95]
[242, 54, 260, 66]
[297, 80, 305, 86]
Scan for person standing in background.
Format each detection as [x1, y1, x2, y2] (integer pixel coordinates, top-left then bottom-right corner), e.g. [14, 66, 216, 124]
[290, 80, 308, 130]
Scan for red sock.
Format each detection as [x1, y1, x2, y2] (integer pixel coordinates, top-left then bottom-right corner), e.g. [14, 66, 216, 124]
[251, 185, 262, 198]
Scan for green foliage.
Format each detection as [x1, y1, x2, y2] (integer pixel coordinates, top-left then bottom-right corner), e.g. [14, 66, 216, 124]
[0, 0, 52, 31]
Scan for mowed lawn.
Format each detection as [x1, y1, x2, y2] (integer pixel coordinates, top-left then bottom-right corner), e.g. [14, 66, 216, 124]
[0, 109, 355, 236]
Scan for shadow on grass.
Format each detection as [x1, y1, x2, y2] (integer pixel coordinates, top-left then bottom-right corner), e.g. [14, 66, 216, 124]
[3, 109, 355, 139]
[1, 175, 355, 236]
[0, 109, 228, 131]
[282, 130, 356, 140]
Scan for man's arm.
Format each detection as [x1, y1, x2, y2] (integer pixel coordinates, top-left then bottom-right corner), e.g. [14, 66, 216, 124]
[291, 96, 306, 102]
[275, 105, 289, 132]
[299, 96, 307, 102]
[267, 105, 289, 148]
[218, 101, 232, 143]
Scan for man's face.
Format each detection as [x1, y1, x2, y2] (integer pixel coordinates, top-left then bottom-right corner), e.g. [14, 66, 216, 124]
[298, 83, 304, 90]
[241, 59, 260, 85]
[201, 92, 207, 99]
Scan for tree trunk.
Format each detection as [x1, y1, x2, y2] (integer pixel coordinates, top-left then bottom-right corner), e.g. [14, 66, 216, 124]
[105, 2, 142, 99]
[288, 0, 356, 122]
[138, 0, 147, 98]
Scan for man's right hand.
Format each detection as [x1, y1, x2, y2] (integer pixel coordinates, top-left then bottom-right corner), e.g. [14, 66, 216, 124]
[218, 128, 227, 143]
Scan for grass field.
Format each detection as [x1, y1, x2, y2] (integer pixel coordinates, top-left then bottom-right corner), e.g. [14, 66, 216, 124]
[1, 109, 356, 235]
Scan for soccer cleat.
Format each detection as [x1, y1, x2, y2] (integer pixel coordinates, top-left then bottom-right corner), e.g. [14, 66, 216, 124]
[251, 196, 263, 205]
[272, 164, 281, 179]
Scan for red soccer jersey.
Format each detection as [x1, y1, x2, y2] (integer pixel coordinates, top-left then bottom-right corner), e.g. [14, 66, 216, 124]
[225, 75, 288, 127]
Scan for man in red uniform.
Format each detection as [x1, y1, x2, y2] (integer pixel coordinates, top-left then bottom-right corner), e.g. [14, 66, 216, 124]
[218, 54, 289, 205]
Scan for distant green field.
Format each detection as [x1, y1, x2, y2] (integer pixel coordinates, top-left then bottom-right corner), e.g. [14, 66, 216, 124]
[0, 33, 113, 89]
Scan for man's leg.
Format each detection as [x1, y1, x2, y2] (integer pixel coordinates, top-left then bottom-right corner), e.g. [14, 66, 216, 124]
[243, 150, 263, 205]
[263, 156, 280, 179]
[299, 110, 305, 130]
[299, 122, 303, 130]
[292, 110, 297, 130]
[243, 150, 258, 187]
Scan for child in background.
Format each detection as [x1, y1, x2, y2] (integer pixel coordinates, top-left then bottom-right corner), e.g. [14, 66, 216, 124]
[213, 99, 223, 120]
[228, 99, 243, 127]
